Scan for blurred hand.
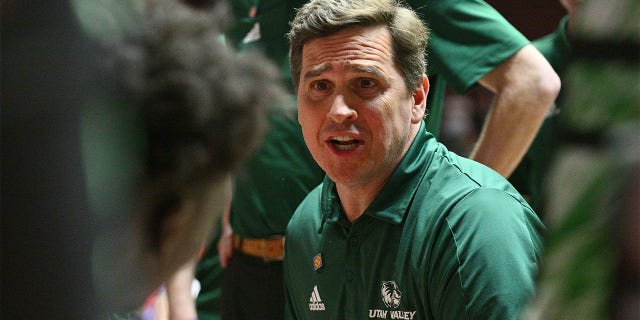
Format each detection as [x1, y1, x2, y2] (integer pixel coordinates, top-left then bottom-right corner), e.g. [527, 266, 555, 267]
[166, 259, 198, 320]
[217, 202, 234, 267]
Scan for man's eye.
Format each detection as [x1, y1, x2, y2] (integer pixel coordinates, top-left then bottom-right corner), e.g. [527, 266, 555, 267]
[312, 81, 330, 90]
[358, 78, 377, 88]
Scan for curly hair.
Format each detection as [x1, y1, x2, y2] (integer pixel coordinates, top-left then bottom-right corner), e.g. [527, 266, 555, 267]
[109, 0, 286, 250]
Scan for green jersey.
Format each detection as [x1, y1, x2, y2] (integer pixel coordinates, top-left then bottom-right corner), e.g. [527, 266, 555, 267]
[284, 124, 545, 319]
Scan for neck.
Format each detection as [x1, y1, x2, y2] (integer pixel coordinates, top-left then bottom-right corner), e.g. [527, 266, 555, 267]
[335, 174, 388, 222]
[336, 123, 421, 222]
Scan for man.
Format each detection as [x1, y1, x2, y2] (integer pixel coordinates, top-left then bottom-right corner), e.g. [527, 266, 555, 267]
[283, 1, 545, 319]
[179, 0, 566, 318]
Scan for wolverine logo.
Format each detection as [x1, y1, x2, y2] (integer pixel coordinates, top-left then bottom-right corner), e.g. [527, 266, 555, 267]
[381, 281, 401, 309]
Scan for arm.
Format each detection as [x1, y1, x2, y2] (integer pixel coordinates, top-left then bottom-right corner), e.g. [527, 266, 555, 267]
[472, 0, 580, 177]
[164, 181, 233, 319]
[471, 44, 560, 177]
[165, 258, 199, 320]
[415, 0, 560, 177]
[217, 191, 234, 267]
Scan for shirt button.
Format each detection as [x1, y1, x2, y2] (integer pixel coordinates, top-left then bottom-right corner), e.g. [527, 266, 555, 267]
[349, 237, 358, 247]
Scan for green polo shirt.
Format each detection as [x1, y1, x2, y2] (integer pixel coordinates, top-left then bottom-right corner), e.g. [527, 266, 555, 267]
[284, 123, 545, 319]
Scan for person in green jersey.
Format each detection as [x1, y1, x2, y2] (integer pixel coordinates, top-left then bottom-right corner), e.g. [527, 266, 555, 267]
[169, 0, 568, 319]
[283, 1, 545, 319]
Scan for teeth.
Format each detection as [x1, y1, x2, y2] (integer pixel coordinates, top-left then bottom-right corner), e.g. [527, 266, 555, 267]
[330, 136, 358, 151]
[335, 143, 356, 150]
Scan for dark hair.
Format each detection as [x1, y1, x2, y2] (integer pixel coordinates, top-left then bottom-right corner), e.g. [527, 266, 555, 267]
[288, 0, 429, 93]
[113, 0, 285, 249]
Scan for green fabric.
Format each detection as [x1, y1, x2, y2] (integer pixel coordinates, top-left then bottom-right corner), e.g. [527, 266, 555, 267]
[532, 16, 572, 71]
[508, 116, 559, 212]
[225, 0, 305, 92]
[416, 0, 529, 93]
[222, 0, 532, 235]
[411, 0, 530, 136]
[229, 110, 325, 238]
[284, 123, 545, 319]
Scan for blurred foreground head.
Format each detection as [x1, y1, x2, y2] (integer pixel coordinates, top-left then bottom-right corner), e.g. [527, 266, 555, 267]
[77, 0, 284, 312]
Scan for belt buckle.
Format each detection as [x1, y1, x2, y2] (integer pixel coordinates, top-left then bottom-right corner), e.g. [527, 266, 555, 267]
[260, 236, 283, 262]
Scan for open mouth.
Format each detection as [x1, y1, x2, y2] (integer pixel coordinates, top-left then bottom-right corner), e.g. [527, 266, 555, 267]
[329, 136, 362, 151]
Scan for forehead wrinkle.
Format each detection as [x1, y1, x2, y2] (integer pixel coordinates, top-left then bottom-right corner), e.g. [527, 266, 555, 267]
[302, 30, 394, 81]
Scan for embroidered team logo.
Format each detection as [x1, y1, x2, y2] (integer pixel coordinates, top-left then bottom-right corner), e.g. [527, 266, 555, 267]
[381, 281, 402, 309]
[309, 285, 326, 311]
[369, 281, 417, 319]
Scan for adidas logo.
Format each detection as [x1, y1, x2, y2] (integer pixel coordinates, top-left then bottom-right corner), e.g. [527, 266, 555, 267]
[308, 285, 326, 311]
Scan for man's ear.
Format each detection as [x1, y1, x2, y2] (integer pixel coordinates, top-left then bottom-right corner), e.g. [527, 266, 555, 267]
[411, 75, 429, 123]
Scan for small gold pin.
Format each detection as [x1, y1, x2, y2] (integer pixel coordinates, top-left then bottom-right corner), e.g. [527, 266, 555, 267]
[248, 5, 257, 18]
[313, 253, 323, 271]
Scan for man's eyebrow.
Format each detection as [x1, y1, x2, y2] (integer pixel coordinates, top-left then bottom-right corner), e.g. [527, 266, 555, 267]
[302, 63, 388, 81]
[350, 65, 384, 77]
[303, 64, 330, 80]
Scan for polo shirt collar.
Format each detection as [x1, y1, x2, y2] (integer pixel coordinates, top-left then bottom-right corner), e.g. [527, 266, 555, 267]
[320, 122, 434, 226]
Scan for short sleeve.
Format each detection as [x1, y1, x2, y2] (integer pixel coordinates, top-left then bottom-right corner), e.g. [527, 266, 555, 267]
[410, 0, 530, 93]
[532, 16, 572, 72]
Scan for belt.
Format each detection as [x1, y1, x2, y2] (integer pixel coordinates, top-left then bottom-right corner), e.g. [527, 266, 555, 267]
[232, 234, 285, 261]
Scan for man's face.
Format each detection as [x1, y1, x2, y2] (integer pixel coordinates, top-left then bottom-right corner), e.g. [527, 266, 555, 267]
[297, 25, 426, 189]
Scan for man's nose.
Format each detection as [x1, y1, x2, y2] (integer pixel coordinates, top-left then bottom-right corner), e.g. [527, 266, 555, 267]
[327, 94, 357, 123]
